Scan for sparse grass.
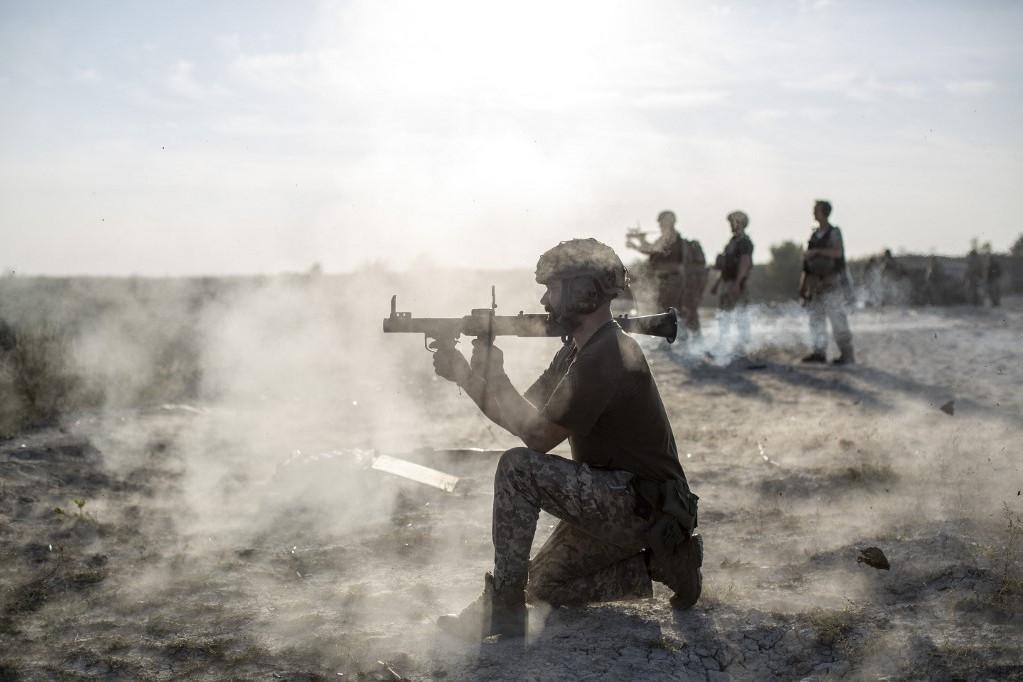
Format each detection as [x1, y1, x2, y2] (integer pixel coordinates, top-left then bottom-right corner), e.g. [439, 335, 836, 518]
[0, 323, 91, 435]
[800, 605, 859, 644]
[647, 635, 685, 653]
[54, 498, 98, 524]
[699, 579, 738, 606]
[0, 276, 214, 437]
[989, 502, 1023, 606]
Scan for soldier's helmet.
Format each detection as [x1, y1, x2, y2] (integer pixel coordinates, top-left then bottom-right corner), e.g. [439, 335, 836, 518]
[727, 211, 749, 230]
[535, 239, 629, 311]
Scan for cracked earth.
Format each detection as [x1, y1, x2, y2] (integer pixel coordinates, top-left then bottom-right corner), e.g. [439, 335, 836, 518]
[1, 276, 1021, 680]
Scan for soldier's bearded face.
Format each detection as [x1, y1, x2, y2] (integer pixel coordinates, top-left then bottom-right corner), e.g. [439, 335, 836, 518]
[541, 280, 564, 317]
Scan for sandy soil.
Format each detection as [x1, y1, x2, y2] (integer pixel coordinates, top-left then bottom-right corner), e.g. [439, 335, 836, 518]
[1, 289, 1022, 681]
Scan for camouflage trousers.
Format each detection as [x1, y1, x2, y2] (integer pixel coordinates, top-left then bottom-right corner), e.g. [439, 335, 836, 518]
[716, 283, 751, 354]
[653, 272, 683, 316]
[492, 448, 654, 606]
[806, 286, 853, 356]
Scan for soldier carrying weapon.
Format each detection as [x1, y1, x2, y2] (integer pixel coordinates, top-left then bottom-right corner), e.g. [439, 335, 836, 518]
[429, 238, 702, 641]
[626, 211, 707, 342]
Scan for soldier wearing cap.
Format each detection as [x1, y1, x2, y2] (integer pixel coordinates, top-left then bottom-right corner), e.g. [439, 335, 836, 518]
[431, 238, 702, 641]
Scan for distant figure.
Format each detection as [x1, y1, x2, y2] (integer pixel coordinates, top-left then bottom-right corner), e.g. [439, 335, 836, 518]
[963, 249, 983, 305]
[710, 211, 754, 357]
[879, 249, 910, 306]
[924, 256, 947, 306]
[626, 210, 707, 341]
[798, 200, 855, 365]
[986, 255, 1002, 307]
[862, 256, 883, 307]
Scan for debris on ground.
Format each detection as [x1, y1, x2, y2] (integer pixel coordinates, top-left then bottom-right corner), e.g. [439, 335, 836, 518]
[857, 546, 891, 570]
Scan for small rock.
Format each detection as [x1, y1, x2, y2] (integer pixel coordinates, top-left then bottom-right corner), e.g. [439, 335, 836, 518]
[940, 400, 954, 416]
[857, 546, 890, 570]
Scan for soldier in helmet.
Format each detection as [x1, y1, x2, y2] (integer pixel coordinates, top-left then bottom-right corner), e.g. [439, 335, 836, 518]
[626, 210, 707, 341]
[709, 211, 754, 358]
[431, 238, 702, 641]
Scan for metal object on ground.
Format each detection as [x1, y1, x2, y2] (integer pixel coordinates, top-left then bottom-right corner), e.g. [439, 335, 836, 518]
[370, 454, 459, 492]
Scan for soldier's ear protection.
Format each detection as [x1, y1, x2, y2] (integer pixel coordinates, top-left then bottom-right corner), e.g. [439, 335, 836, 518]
[565, 276, 602, 314]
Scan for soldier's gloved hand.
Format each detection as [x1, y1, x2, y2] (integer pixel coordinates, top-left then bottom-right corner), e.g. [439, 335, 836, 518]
[432, 347, 472, 385]
[470, 339, 507, 382]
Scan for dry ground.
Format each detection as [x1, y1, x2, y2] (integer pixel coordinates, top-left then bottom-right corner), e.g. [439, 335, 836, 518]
[1, 284, 1022, 681]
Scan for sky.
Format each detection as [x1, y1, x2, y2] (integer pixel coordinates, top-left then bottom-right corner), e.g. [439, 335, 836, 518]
[2, 0, 1022, 277]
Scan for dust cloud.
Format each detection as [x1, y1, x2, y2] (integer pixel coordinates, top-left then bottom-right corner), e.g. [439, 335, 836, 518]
[22, 267, 560, 654]
[2, 269, 1021, 679]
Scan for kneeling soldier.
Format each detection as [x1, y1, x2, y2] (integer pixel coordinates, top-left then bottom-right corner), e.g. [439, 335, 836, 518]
[431, 238, 703, 641]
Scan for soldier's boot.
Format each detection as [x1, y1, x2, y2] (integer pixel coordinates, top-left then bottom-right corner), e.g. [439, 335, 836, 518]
[801, 351, 827, 363]
[666, 533, 704, 611]
[832, 347, 855, 365]
[437, 572, 526, 641]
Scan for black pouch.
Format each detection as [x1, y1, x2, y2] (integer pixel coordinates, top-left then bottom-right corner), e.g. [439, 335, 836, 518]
[633, 478, 699, 549]
[639, 479, 702, 603]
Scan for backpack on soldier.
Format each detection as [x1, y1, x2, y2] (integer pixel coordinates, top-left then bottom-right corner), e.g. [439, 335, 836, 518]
[683, 240, 706, 267]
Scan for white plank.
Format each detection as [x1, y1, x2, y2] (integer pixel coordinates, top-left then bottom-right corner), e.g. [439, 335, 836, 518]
[370, 454, 459, 492]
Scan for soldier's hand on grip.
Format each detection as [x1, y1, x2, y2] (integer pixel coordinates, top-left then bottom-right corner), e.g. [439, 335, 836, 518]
[432, 347, 471, 385]
[470, 339, 506, 381]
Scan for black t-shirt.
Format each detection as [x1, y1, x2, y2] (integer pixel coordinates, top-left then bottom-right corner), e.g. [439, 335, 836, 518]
[524, 321, 686, 483]
[721, 234, 754, 281]
[648, 230, 684, 271]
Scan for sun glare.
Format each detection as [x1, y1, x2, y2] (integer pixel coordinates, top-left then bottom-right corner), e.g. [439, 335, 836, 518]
[354, 2, 622, 102]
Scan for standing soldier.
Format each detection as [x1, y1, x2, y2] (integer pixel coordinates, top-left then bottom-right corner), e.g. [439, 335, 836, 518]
[986, 255, 1002, 307]
[709, 211, 754, 357]
[924, 256, 947, 306]
[626, 211, 683, 319]
[963, 249, 983, 305]
[880, 249, 910, 306]
[431, 238, 702, 640]
[626, 210, 706, 341]
[798, 200, 855, 365]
